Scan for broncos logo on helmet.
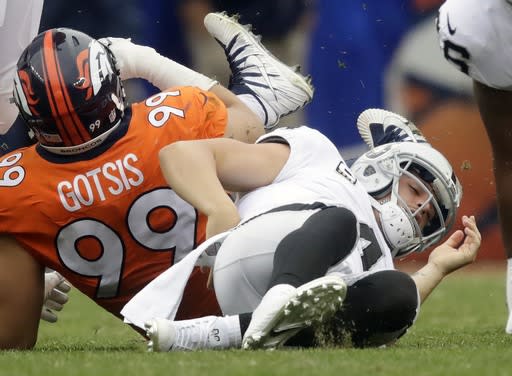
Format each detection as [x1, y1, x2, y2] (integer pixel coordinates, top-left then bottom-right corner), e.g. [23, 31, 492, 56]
[12, 28, 126, 154]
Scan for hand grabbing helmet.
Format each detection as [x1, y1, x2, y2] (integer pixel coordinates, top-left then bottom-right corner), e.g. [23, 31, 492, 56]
[351, 142, 462, 258]
[12, 28, 126, 154]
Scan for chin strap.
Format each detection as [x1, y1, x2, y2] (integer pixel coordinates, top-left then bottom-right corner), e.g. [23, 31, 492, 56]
[370, 195, 416, 258]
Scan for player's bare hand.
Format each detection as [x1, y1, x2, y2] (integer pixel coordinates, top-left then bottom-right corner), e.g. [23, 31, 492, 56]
[428, 215, 481, 276]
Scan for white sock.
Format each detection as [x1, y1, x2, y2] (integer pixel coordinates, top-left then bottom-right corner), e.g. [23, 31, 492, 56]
[170, 315, 242, 350]
[236, 94, 278, 129]
[215, 315, 242, 347]
[506, 258, 512, 333]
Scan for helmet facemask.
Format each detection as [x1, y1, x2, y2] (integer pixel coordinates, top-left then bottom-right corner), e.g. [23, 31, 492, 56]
[351, 143, 462, 258]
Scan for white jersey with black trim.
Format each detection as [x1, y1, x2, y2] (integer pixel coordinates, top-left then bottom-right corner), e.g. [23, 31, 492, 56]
[0, 0, 44, 133]
[121, 127, 396, 322]
[235, 126, 394, 279]
[237, 126, 370, 221]
[438, 0, 512, 90]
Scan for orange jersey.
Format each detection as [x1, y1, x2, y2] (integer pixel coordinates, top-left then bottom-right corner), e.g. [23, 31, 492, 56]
[0, 86, 226, 319]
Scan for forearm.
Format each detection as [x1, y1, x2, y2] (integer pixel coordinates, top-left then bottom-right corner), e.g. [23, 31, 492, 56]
[106, 38, 217, 90]
[208, 85, 264, 142]
[159, 141, 240, 234]
[410, 262, 445, 304]
[105, 38, 264, 142]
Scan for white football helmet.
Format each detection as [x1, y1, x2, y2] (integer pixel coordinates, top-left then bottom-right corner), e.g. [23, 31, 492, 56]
[351, 142, 462, 258]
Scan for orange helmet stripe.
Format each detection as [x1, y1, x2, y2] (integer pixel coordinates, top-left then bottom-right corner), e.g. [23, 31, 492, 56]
[53, 40, 92, 142]
[42, 31, 72, 145]
[42, 31, 91, 145]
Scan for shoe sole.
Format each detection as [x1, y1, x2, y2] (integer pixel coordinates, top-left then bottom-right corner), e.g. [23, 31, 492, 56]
[357, 108, 420, 148]
[506, 312, 512, 334]
[204, 12, 314, 101]
[242, 275, 347, 350]
[145, 318, 172, 352]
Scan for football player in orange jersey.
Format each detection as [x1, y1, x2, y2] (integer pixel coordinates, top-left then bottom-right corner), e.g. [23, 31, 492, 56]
[0, 12, 313, 349]
[0, 0, 80, 326]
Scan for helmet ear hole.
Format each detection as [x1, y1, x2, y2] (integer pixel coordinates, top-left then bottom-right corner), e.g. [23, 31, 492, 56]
[12, 28, 126, 153]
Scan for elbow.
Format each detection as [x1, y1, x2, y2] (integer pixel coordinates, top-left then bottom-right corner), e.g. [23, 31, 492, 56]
[159, 141, 195, 186]
[159, 141, 180, 162]
[159, 141, 184, 171]
[159, 140, 193, 164]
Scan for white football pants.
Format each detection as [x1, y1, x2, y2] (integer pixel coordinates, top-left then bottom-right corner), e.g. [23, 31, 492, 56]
[213, 208, 321, 315]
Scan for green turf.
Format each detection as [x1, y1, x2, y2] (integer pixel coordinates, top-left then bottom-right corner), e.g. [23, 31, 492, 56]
[1, 270, 511, 376]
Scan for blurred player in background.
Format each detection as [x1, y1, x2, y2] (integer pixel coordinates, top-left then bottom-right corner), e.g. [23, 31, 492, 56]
[0, 0, 42, 152]
[438, 0, 512, 333]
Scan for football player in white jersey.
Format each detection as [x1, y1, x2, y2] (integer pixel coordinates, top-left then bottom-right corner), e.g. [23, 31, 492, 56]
[127, 14, 480, 351]
[141, 110, 480, 351]
[437, 0, 512, 333]
[0, 0, 43, 153]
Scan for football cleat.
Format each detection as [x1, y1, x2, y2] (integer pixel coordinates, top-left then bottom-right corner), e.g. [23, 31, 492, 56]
[204, 12, 314, 129]
[242, 275, 347, 350]
[506, 311, 512, 334]
[357, 108, 428, 149]
[145, 316, 234, 352]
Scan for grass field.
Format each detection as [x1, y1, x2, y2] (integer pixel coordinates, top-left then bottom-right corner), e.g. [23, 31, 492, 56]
[2, 267, 512, 376]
